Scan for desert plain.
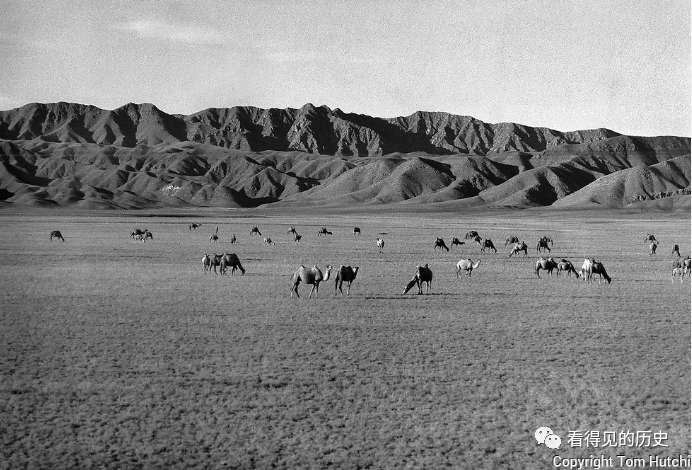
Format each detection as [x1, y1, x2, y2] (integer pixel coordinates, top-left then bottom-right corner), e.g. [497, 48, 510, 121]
[0, 206, 689, 469]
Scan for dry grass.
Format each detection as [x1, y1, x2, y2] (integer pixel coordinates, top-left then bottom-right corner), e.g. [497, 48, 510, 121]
[0, 209, 689, 469]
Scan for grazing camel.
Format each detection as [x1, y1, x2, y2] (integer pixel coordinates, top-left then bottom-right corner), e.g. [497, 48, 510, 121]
[480, 239, 497, 253]
[263, 237, 275, 245]
[50, 230, 65, 242]
[318, 227, 333, 236]
[376, 238, 385, 252]
[294, 234, 302, 243]
[205, 253, 224, 274]
[465, 230, 479, 240]
[649, 241, 658, 255]
[287, 226, 298, 235]
[556, 259, 579, 278]
[353, 227, 361, 236]
[535, 257, 557, 278]
[334, 265, 359, 295]
[456, 259, 481, 278]
[472, 235, 483, 245]
[672, 244, 680, 257]
[250, 227, 261, 236]
[645, 234, 657, 243]
[508, 241, 528, 258]
[131, 228, 145, 239]
[220, 253, 245, 275]
[189, 223, 201, 230]
[450, 237, 465, 249]
[210, 234, 219, 243]
[290, 265, 332, 298]
[505, 235, 519, 246]
[403, 264, 433, 294]
[536, 239, 551, 253]
[580, 258, 611, 284]
[434, 237, 449, 252]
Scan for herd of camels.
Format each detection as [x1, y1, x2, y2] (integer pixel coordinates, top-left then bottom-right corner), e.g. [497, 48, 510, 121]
[49, 226, 691, 296]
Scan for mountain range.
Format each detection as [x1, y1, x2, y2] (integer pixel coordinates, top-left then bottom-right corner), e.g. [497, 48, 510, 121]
[0, 102, 689, 210]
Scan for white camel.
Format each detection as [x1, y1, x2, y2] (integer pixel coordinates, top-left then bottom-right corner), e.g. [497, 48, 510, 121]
[508, 241, 528, 258]
[456, 259, 481, 278]
[580, 258, 611, 284]
[377, 238, 385, 252]
[290, 265, 332, 298]
[334, 265, 359, 295]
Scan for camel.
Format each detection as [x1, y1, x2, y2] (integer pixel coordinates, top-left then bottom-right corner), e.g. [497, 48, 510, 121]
[250, 227, 261, 236]
[672, 244, 680, 257]
[294, 234, 302, 243]
[556, 259, 578, 278]
[480, 239, 497, 254]
[403, 264, 433, 294]
[264, 237, 275, 245]
[220, 253, 245, 275]
[210, 234, 219, 243]
[318, 227, 333, 236]
[672, 266, 685, 283]
[377, 238, 385, 252]
[353, 227, 361, 236]
[230, 234, 237, 244]
[580, 258, 611, 284]
[508, 241, 528, 258]
[131, 228, 145, 239]
[290, 265, 332, 298]
[673, 257, 691, 281]
[456, 259, 481, 278]
[50, 230, 65, 242]
[450, 237, 465, 249]
[434, 237, 449, 252]
[535, 257, 557, 278]
[189, 223, 201, 230]
[648, 240, 658, 255]
[143, 230, 153, 241]
[505, 235, 519, 246]
[645, 234, 657, 243]
[472, 235, 483, 245]
[205, 253, 224, 274]
[202, 254, 211, 272]
[334, 265, 359, 295]
[536, 239, 551, 253]
[287, 226, 298, 235]
[465, 230, 479, 240]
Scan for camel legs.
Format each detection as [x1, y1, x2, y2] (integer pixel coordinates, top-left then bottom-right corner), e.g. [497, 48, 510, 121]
[308, 282, 319, 299]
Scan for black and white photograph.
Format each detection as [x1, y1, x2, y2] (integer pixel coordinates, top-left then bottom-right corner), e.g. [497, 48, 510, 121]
[0, 1, 690, 468]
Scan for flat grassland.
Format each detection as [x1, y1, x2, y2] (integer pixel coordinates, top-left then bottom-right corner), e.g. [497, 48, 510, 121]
[0, 209, 689, 469]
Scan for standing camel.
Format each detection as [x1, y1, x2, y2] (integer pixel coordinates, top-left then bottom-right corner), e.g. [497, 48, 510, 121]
[229, 234, 237, 244]
[290, 265, 332, 298]
[509, 241, 528, 258]
[671, 244, 680, 257]
[535, 257, 557, 278]
[205, 254, 224, 274]
[50, 230, 65, 242]
[210, 234, 219, 243]
[353, 227, 361, 236]
[434, 238, 449, 252]
[189, 223, 201, 230]
[294, 234, 302, 243]
[644, 234, 657, 243]
[334, 266, 359, 295]
[287, 227, 298, 235]
[403, 264, 433, 294]
[456, 259, 481, 278]
[377, 238, 385, 252]
[536, 238, 551, 253]
[649, 241, 658, 255]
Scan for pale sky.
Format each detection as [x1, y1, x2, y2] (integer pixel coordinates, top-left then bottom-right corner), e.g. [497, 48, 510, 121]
[1, 0, 689, 137]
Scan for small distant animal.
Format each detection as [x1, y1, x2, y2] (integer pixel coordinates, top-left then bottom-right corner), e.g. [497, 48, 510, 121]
[50, 230, 65, 242]
[376, 238, 385, 252]
[434, 237, 449, 252]
[403, 264, 433, 295]
[144, 230, 153, 241]
[287, 227, 298, 235]
[465, 230, 479, 240]
[556, 259, 578, 278]
[645, 234, 657, 243]
[450, 237, 465, 249]
[672, 256, 691, 282]
[250, 227, 261, 236]
[131, 229, 145, 239]
[189, 223, 202, 230]
[536, 238, 551, 253]
[353, 227, 361, 236]
[210, 234, 219, 243]
[229, 234, 237, 244]
[318, 227, 332, 236]
[671, 244, 680, 257]
[505, 236, 519, 246]
[294, 234, 302, 243]
[264, 237, 275, 245]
